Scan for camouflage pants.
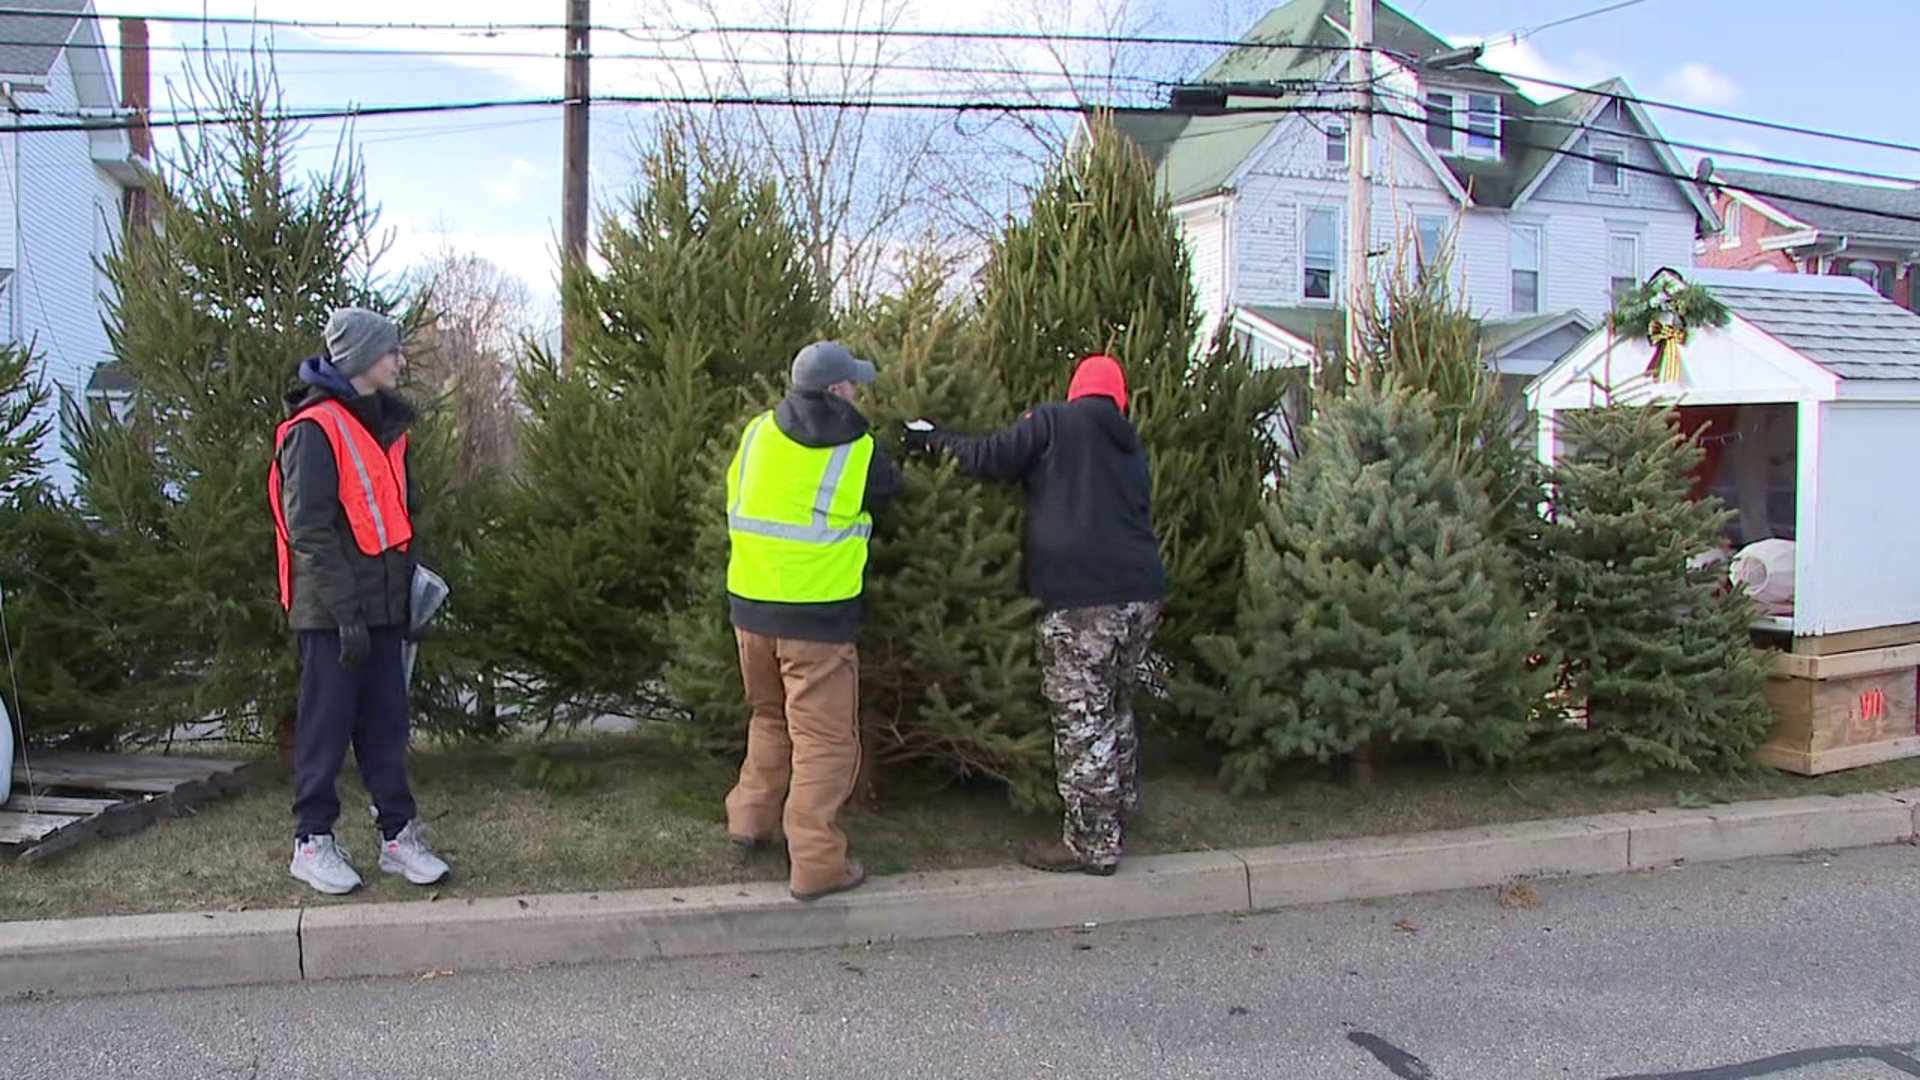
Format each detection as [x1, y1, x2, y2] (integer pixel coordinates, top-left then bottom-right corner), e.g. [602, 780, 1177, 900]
[1039, 601, 1162, 867]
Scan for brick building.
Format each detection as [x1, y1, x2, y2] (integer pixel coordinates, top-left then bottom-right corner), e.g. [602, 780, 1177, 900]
[1698, 166, 1920, 311]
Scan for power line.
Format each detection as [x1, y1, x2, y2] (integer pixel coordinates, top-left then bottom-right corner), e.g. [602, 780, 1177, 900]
[1512, 0, 1658, 42]
[4, 7, 1908, 162]
[1474, 64, 1920, 160]
[7, 86, 1919, 227]
[1528, 114, 1920, 189]
[0, 7, 1367, 53]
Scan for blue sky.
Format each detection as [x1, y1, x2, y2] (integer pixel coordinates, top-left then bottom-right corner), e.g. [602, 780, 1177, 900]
[94, 0, 1920, 323]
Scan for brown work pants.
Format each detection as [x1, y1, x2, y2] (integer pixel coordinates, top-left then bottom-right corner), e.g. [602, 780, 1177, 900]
[724, 629, 862, 895]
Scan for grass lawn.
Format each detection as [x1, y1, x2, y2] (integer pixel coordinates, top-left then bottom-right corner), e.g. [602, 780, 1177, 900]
[5, 730, 1920, 923]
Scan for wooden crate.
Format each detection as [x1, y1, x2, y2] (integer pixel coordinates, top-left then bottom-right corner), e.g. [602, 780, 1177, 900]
[1756, 645, 1920, 775]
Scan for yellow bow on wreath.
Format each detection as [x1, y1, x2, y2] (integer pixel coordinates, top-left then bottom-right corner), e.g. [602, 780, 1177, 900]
[1644, 319, 1687, 384]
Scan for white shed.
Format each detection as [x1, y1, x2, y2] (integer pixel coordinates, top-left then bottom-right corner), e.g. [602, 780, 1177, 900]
[1526, 267, 1920, 654]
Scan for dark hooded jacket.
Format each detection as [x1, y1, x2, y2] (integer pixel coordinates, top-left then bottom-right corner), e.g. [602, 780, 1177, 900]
[727, 390, 904, 643]
[928, 396, 1165, 611]
[275, 356, 417, 632]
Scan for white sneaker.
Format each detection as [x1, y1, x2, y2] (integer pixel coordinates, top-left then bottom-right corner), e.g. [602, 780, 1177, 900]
[378, 819, 451, 886]
[290, 834, 363, 895]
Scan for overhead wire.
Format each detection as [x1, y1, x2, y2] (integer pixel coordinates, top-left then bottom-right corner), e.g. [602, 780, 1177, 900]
[3, 85, 1916, 226]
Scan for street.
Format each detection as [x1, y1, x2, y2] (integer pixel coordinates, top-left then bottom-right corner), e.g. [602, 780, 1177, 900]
[6, 845, 1918, 1079]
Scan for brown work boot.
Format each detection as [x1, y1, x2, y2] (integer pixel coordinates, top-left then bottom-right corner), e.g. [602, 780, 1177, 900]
[790, 861, 868, 903]
[1021, 839, 1117, 877]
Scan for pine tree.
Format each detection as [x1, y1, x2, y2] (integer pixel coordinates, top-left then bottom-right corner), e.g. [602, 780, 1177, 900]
[973, 116, 1287, 714]
[0, 345, 127, 746]
[70, 66, 404, 743]
[667, 249, 1059, 806]
[471, 124, 823, 725]
[1199, 379, 1547, 792]
[1353, 244, 1541, 552]
[1533, 402, 1771, 781]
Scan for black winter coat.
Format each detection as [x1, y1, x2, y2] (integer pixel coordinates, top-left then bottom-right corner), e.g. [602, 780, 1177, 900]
[276, 383, 418, 632]
[929, 397, 1166, 611]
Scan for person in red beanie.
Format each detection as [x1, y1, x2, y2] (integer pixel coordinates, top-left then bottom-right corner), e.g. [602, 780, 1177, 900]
[905, 353, 1165, 876]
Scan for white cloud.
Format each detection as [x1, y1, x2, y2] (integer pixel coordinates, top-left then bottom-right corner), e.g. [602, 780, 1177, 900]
[480, 158, 545, 204]
[383, 215, 562, 323]
[1656, 62, 1741, 109]
[1445, 34, 1615, 103]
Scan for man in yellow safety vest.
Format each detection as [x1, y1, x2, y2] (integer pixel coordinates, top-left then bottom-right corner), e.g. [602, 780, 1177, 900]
[723, 341, 901, 902]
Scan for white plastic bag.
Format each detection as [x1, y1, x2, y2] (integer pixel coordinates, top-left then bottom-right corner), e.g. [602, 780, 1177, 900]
[403, 565, 451, 688]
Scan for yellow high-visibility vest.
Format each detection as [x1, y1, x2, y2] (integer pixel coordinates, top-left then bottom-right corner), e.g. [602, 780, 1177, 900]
[725, 411, 875, 604]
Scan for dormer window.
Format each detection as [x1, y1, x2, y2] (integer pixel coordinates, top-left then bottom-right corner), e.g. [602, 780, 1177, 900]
[1466, 93, 1502, 158]
[1425, 91, 1457, 153]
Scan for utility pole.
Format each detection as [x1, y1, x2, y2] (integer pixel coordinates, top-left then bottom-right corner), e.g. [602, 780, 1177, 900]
[1343, 0, 1373, 371]
[561, 0, 591, 369]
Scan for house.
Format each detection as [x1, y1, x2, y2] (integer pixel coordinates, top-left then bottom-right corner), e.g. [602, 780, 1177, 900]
[0, 0, 143, 489]
[1696, 166, 1920, 311]
[1113, 0, 1718, 402]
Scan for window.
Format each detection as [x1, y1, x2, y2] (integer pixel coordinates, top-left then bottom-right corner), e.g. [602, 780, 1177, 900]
[1325, 121, 1348, 166]
[1589, 142, 1626, 192]
[1303, 207, 1338, 302]
[1722, 201, 1742, 246]
[1510, 224, 1542, 314]
[1846, 259, 1896, 299]
[1466, 93, 1502, 156]
[1424, 92, 1456, 152]
[1415, 214, 1448, 276]
[1609, 233, 1641, 298]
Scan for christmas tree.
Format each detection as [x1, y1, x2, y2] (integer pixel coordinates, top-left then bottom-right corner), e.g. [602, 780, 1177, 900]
[1533, 401, 1770, 781]
[0, 345, 126, 746]
[973, 116, 1287, 715]
[70, 66, 409, 743]
[1199, 378, 1547, 792]
[472, 124, 824, 725]
[667, 248, 1057, 807]
[1352, 244, 1540, 551]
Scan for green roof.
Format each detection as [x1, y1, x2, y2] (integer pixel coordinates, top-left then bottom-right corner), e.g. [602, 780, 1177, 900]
[1196, 0, 1507, 92]
[1113, 111, 1282, 204]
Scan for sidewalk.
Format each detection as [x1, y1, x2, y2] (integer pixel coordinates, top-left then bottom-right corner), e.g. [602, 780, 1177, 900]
[4, 789, 1915, 1000]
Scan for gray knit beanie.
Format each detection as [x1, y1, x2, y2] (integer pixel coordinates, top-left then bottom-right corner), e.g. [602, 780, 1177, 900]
[323, 307, 402, 378]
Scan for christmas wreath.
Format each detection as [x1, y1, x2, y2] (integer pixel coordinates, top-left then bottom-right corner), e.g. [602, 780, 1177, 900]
[1606, 278, 1731, 383]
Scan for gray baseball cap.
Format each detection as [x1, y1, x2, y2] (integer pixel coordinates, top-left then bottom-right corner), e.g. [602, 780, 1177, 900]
[791, 341, 877, 392]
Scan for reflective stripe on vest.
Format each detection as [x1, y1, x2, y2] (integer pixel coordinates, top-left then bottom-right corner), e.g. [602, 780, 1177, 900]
[725, 411, 874, 605]
[268, 399, 411, 611]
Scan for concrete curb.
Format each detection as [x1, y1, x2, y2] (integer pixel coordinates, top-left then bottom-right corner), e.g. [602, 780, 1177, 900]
[5, 791, 1916, 998]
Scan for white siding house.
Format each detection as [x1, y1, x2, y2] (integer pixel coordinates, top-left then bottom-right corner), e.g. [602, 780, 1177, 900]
[1115, 0, 1718, 395]
[1, 0, 139, 490]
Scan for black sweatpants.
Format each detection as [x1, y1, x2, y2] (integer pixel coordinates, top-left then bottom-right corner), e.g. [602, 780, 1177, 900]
[292, 625, 417, 842]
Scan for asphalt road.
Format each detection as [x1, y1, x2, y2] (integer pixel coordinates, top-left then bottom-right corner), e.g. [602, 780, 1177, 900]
[6, 845, 1919, 1080]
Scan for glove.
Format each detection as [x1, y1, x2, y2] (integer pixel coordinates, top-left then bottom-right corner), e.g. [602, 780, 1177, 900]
[338, 620, 371, 671]
[903, 419, 937, 457]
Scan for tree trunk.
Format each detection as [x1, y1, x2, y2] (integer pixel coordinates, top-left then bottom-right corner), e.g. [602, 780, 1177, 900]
[274, 706, 296, 769]
[1349, 738, 1379, 793]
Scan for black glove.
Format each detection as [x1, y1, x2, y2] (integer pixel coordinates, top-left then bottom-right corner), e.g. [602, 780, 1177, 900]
[903, 420, 938, 457]
[338, 620, 371, 671]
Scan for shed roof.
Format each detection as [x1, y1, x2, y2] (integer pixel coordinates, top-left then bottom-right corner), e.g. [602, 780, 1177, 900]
[1675, 268, 1920, 381]
[0, 0, 85, 80]
[1240, 303, 1588, 358]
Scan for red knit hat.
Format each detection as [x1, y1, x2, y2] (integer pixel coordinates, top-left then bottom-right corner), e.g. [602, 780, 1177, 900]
[1067, 354, 1128, 412]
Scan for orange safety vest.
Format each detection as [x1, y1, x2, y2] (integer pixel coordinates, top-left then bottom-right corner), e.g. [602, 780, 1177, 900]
[267, 399, 411, 611]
